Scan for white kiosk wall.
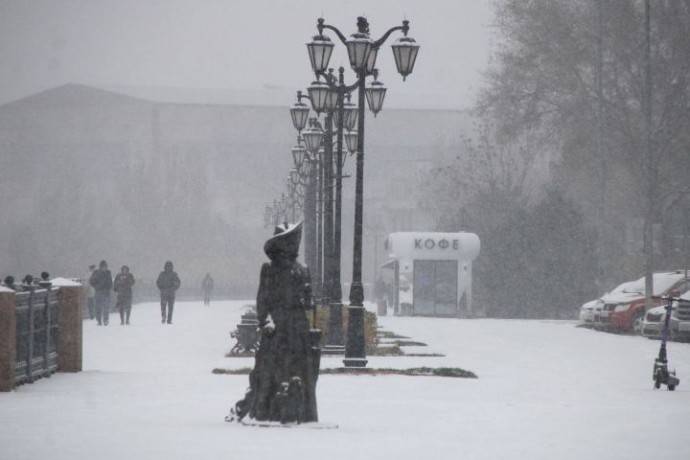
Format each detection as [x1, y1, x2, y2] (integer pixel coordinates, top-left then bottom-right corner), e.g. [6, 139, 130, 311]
[384, 232, 480, 317]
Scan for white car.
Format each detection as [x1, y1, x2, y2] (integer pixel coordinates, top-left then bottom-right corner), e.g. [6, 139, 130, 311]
[592, 281, 640, 330]
[642, 304, 674, 340]
[672, 290, 690, 342]
[579, 299, 601, 326]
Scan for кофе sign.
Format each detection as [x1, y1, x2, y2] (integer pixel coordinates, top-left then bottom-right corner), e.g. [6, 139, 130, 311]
[414, 238, 460, 251]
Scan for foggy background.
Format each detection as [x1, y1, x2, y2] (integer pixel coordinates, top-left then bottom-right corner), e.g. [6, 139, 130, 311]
[0, 0, 490, 299]
[0, 0, 492, 108]
[2, 0, 688, 317]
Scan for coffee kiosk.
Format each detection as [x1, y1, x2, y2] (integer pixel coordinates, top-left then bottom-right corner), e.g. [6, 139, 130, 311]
[380, 232, 480, 317]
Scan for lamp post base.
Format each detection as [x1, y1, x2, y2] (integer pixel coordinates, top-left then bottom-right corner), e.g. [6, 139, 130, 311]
[342, 358, 368, 368]
[325, 300, 345, 348]
[322, 345, 346, 356]
[343, 304, 367, 367]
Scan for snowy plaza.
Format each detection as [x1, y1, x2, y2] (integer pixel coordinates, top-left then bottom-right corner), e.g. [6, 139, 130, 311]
[2, 300, 690, 460]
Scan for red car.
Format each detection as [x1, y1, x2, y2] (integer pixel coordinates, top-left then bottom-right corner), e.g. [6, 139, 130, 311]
[604, 271, 690, 333]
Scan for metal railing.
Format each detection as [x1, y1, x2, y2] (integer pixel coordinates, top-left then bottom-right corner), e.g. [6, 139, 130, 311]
[15, 286, 59, 386]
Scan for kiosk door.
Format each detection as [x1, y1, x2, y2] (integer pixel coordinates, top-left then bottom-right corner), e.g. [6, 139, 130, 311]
[413, 260, 435, 315]
[413, 260, 458, 316]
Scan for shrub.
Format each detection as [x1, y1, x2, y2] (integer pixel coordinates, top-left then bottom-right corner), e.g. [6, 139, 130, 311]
[310, 304, 378, 354]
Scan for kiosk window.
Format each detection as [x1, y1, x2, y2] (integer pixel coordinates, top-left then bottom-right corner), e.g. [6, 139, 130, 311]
[413, 260, 458, 316]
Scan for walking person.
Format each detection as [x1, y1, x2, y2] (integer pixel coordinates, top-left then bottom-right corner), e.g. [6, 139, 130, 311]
[156, 261, 181, 324]
[113, 265, 136, 325]
[201, 272, 214, 306]
[90, 260, 113, 326]
[86, 264, 96, 320]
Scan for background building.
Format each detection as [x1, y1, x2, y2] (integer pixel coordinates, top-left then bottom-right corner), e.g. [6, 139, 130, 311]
[0, 83, 473, 298]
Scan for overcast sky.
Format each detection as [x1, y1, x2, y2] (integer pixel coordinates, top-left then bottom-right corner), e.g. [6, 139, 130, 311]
[0, 0, 494, 109]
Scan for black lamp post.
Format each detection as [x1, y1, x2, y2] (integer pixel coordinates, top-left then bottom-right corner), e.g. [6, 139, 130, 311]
[298, 70, 354, 349]
[326, 70, 351, 353]
[301, 117, 325, 296]
[321, 67, 353, 354]
[307, 16, 419, 367]
[290, 93, 318, 276]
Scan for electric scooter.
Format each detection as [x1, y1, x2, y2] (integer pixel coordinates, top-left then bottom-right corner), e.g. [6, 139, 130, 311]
[652, 293, 681, 391]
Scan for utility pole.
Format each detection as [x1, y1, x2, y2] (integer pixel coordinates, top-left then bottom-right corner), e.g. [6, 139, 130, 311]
[596, 0, 607, 290]
[643, 0, 656, 310]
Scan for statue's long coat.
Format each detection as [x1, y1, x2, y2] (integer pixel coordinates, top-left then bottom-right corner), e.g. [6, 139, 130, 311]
[245, 259, 318, 422]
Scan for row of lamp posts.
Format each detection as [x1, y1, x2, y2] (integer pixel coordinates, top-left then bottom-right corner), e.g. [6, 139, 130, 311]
[266, 16, 419, 367]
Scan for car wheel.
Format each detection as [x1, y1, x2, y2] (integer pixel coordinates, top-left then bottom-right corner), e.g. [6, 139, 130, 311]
[632, 314, 645, 335]
[668, 384, 676, 391]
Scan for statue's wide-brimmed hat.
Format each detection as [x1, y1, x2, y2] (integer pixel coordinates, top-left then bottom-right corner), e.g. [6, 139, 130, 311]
[264, 222, 303, 259]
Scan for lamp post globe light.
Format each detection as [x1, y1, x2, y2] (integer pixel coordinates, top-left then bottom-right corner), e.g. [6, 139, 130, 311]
[302, 119, 324, 156]
[391, 34, 420, 81]
[290, 91, 311, 133]
[292, 143, 307, 172]
[365, 72, 387, 117]
[342, 93, 359, 132]
[307, 78, 331, 115]
[344, 129, 358, 155]
[307, 31, 335, 74]
[307, 16, 419, 367]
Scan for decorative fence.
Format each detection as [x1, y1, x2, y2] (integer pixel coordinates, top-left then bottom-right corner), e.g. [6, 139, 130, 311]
[1, 282, 82, 392]
[14, 286, 60, 386]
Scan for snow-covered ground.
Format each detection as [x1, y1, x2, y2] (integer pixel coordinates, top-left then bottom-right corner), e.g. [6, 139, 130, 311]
[2, 300, 689, 460]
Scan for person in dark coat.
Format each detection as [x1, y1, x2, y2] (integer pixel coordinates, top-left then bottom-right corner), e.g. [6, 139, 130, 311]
[201, 273, 214, 306]
[229, 222, 319, 424]
[90, 260, 113, 326]
[113, 265, 136, 325]
[156, 261, 181, 324]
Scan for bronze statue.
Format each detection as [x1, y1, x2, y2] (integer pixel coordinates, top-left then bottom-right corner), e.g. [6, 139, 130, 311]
[228, 222, 319, 424]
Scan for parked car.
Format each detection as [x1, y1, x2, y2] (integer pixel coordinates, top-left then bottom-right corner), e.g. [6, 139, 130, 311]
[604, 271, 690, 334]
[591, 281, 639, 330]
[579, 299, 601, 326]
[642, 304, 675, 339]
[672, 290, 690, 342]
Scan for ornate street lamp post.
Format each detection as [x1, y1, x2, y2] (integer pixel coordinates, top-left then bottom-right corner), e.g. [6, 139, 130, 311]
[301, 117, 325, 296]
[290, 93, 317, 275]
[307, 16, 419, 367]
[297, 69, 356, 352]
[306, 79, 337, 306]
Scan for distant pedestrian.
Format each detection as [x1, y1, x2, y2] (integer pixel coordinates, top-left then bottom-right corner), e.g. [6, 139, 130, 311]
[113, 265, 136, 325]
[86, 264, 96, 320]
[201, 273, 214, 306]
[156, 261, 181, 324]
[90, 260, 113, 326]
[375, 275, 387, 316]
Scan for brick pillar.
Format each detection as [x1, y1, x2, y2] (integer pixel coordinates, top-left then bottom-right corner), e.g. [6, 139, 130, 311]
[0, 291, 16, 392]
[57, 286, 83, 372]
